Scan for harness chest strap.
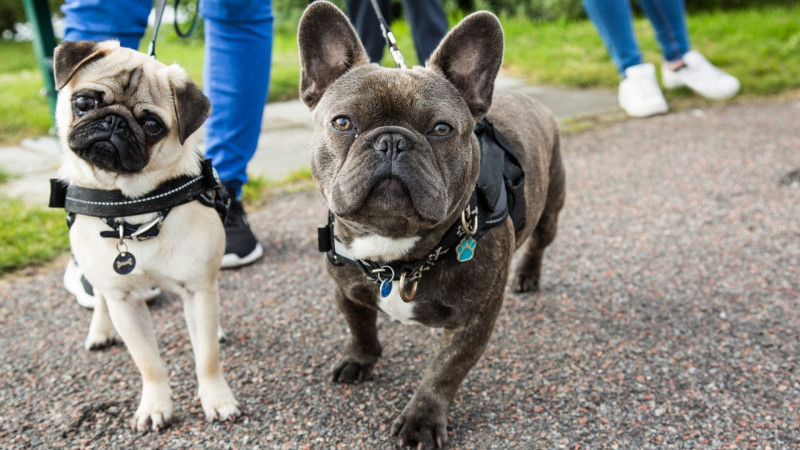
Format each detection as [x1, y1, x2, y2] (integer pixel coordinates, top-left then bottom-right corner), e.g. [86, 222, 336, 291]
[49, 158, 229, 240]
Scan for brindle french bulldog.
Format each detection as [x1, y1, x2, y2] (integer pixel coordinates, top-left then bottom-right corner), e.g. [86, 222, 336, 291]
[298, 2, 565, 448]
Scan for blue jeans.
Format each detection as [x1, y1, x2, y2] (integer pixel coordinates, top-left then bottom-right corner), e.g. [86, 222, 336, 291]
[61, 0, 273, 198]
[582, 0, 690, 76]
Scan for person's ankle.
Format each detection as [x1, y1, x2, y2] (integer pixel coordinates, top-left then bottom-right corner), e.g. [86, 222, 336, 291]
[666, 60, 686, 71]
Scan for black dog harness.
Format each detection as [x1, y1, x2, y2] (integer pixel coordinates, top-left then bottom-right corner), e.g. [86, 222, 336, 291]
[317, 117, 525, 302]
[49, 158, 229, 274]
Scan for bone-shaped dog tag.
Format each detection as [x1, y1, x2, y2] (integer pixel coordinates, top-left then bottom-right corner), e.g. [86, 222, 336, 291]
[113, 252, 136, 275]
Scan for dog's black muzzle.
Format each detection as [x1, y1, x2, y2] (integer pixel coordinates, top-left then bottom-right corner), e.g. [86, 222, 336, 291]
[69, 113, 148, 173]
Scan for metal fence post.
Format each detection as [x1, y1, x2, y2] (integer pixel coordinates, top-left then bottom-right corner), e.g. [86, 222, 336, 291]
[22, 0, 58, 134]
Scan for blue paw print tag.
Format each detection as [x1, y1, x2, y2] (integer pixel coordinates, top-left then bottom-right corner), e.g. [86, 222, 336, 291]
[456, 237, 477, 262]
[380, 278, 393, 297]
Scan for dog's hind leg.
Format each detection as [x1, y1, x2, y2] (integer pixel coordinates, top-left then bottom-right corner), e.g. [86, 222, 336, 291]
[512, 145, 566, 293]
[104, 293, 174, 431]
[181, 282, 240, 422]
[85, 294, 120, 350]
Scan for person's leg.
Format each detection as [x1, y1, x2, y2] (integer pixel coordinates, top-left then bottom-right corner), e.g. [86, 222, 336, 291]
[201, 0, 273, 267]
[646, 0, 740, 99]
[582, 0, 643, 75]
[402, 0, 448, 64]
[638, 0, 689, 65]
[346, 0, 389, 63]
[583, 0, 667, 117]
[61, 0, 150, 49]
[201, 0, 273, 198]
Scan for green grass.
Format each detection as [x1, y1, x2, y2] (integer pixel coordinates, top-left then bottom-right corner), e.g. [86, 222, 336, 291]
[0, 197, 70, 275]
[242, 168, 315, 208]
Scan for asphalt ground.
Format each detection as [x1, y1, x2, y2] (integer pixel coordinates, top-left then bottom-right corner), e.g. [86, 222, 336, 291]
[1, 97, 799, 448]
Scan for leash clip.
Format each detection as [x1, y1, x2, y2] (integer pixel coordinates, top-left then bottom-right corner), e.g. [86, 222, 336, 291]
[398, 272, 418, 303]
[131, 215, 164, 241]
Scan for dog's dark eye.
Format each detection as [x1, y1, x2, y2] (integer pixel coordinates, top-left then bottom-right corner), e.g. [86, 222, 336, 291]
[332, 117, 354, 132]
[74, 95, 97, 115]
[430, 123, 452, 136]
[143, 117, 163, 135]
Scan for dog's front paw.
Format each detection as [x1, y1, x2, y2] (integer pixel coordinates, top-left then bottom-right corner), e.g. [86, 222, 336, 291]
[511, 273, 540, 293]
[331, 358, 377, 383]
[84, 329, 120, 350]
[390, 406, 448, 449]
[133, 384, 173, 432]
[199, 377, 240, 422]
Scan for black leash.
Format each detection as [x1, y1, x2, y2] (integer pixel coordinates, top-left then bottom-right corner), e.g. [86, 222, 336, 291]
[368, 0, 407, 68]
[148, 0, 200, 58]
[173, 0, 200, 38]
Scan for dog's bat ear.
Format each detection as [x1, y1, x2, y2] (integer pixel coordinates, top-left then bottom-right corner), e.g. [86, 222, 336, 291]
[297, 1, 370, 110]
[170, 71, 210, 145]
[53, 40, 117, 90]
[428, 12, 504, 120]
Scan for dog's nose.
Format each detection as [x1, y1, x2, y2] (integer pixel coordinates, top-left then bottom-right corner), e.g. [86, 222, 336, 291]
[373, 133, 411, 157]
[103, 114, 129, 133]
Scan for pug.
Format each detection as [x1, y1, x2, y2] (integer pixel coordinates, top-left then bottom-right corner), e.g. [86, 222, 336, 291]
[51, 40, 239, 431]
[298, 3, 565, 448]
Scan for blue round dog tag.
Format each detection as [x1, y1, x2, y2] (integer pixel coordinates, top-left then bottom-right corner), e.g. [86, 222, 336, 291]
[113, 252, 136, 275]
[380, 278, 393, 297]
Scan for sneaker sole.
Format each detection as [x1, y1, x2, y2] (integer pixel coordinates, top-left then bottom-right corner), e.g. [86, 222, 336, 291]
[221, 243, 264, 269]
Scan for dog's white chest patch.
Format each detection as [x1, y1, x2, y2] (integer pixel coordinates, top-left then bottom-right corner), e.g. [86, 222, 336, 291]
[340, 234, 421, 323]
[376, 282, 416, 324]
[348, 235, 420, 261]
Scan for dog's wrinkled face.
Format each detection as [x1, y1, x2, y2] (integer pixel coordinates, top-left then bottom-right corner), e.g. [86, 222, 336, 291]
[310, 65, 478, 235]
[54, 41, 209, 175]
[298, 3, 504, 239]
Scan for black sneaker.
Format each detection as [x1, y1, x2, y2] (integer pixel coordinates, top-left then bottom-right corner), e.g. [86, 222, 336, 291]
[221, 195, 264, 269]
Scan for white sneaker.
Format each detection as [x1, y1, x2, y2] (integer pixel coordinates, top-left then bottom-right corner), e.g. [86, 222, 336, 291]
[618, 63, 669, 118]
[662, 50, 740, 100]
[64, 255, 161, 309]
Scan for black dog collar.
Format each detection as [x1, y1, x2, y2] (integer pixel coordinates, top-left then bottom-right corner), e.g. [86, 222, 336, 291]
[317, 118, 526, 302]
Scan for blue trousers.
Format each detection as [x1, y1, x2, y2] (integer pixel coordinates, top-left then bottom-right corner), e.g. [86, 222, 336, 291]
[345, 0, 448, 64]
[61, 0, 273, 198]
[582, 0, 690, 76]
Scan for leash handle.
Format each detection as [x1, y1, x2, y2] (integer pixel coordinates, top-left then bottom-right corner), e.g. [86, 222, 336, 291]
[174, 0, 200, 38]
[368, 0, 407, 69]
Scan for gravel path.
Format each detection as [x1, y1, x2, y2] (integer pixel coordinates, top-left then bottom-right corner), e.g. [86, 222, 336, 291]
[2, 98, 799, 448]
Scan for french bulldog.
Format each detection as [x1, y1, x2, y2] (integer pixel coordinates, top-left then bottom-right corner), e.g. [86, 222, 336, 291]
[298, 2, 565, 448]
[52, 40, 239, 431]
